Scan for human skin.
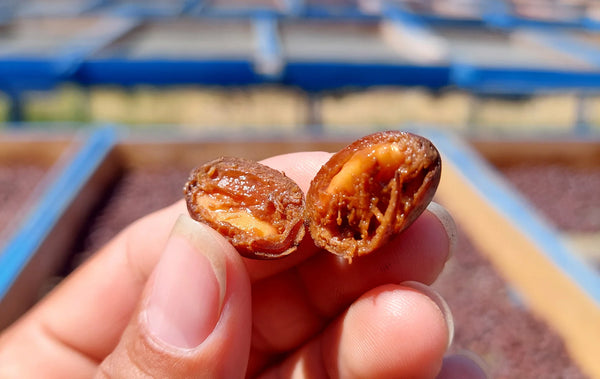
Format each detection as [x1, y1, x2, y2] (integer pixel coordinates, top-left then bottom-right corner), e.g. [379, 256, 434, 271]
[0, 152, 485, 378]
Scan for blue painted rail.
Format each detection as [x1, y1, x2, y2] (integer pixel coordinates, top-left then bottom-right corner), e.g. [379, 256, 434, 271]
[422, 128, 600, 306]
[0, 127, 117, 328]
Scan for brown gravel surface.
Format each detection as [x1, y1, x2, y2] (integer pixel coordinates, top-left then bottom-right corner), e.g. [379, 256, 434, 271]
[433, 228, 588, 379]
[66, 168, 190, 270]
[0, 165, 47, 247]
[498, 164, 600, 232]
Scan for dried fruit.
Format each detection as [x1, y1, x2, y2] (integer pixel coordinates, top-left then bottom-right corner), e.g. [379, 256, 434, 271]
[305, 131, 441, 262]
[184, 157, 305, 259]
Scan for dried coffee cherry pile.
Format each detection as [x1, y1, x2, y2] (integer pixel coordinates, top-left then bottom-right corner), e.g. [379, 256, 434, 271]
[499, 164, 600, 232]
[432, 226, 587, 378]
[0, 165, 47, 246]
[64, 168, 190, 271]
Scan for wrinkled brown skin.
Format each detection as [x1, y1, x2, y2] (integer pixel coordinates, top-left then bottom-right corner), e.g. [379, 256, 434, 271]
[305, 131, 442, 262]
[184, 157, 305, 259]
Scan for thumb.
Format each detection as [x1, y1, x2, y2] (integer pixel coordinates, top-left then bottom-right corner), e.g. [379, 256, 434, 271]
[97, 215, 252, 378]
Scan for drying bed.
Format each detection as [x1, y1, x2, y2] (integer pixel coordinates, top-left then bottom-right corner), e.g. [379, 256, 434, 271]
[0, 129, 115, 329]
[501, 163, 600, 272]
[0, 165, 46, 245]
[432, 226, 585, 378]
[499, 164, 600, 232]
[65, 179, 587, 376]
[66, 168, 586, 377]
[62, 138, 349, 269]
[0, 17, 101, 56]
[52, 137, 592, 377]
[1, 132, 597, 377]
[432, 134, 600, 378]
[0, 134, 71, 247]
[433, 26, 592, 70]
[66, 166, 191, 270]
[280, 20, 408, 63]
[93, 20, 254, 60]
[475, 139, 600, 271]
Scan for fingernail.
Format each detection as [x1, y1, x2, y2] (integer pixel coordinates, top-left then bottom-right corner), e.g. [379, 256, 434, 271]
[401, 281, 454, 349]
[453, 350, 490, 379]
[438, 351, 490, 379]
[427, 202, 458, 262]
[145, 215, 227, 349]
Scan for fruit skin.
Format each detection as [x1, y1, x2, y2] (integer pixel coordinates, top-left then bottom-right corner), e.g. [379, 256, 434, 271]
[184, 156, 305, 259]
[305, 131, 442, 262]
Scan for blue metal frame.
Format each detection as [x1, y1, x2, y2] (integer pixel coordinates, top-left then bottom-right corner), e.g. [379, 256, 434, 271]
[253, 14, 284, 79]
[0, 16, 139, 120]
[0, 127, 117, 303]
[0, 59, 61, 120]
[76, 59, 262, 86]
[483, 5, 585, 29]
[53, 17, 140, 78]
[282, 62, 449, 91]
[1, 2, 600, 120]
[421, 128, 600, 306]
[581, 16, 600, 31]
[266, 0, 377, 20]
[383, 0, 486, 28]
[422, 23, 600, 95]
[16, 0, 107, 17]
[0, 60, 60, 91]
[90, 0, 193, 18]
[189, 4, 284, 19]
[5, 0, 600, 28]
[451, 64, 600, 95]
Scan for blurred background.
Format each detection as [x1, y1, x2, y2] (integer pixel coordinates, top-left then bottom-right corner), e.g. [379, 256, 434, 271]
[1, 1, 600, 378]
[1, 0, 600, 135]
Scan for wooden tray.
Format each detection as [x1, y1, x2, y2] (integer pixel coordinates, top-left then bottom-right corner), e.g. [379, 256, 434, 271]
[1, 129, 598, 377]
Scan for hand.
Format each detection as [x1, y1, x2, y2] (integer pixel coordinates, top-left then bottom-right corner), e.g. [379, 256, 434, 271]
[0, 152, 486, 378]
